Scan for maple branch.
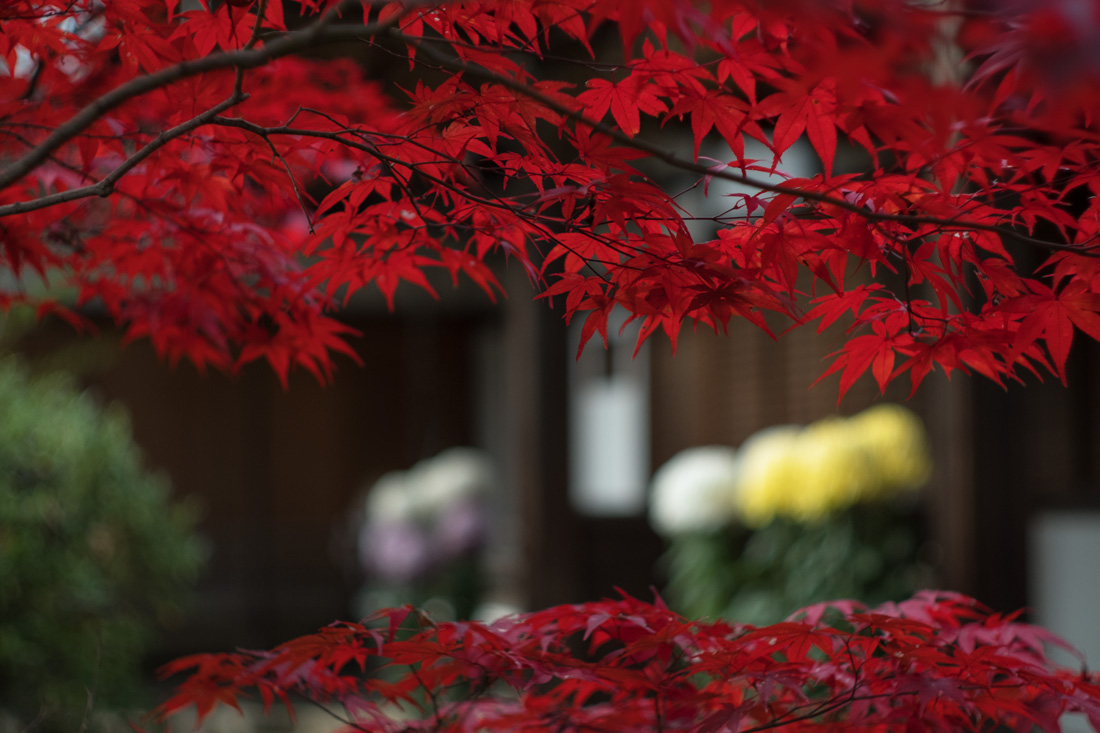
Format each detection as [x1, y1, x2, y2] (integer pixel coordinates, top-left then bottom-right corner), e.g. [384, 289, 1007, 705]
[10, 1, 1080, 261]
[211, 114, 672, 291]
[207, 116, 634, 267]
[394, 30, 1097, 256]
[219, 106, 328, 234]
[0, 126, 285, 310]
[283, 106, 436, 230]
[244, 0, 268, 51]
[0, 0, 382, 195]
[0, 94, 245, 218]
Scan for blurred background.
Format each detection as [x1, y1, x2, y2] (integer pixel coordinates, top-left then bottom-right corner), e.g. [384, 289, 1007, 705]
[6, 260, 1100, 662]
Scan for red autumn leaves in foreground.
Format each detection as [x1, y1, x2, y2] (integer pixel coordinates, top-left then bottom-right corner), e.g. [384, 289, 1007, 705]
[156, 591, 1100, 732]
[5, 0, 1100, 397]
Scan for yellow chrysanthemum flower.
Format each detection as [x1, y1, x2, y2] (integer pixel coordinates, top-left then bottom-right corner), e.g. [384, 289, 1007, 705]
[849, 404, 932, 499]
[787, 418, 875, 522]
[735, 426, 802, 528]
[651, 405, 931, 532]
[731, 405, 930, 526]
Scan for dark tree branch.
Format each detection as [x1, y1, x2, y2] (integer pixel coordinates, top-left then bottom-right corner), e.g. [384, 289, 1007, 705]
[2, 0, 1093, 262]
[0, 0, 373, 193]
[0, 94, 245, 217]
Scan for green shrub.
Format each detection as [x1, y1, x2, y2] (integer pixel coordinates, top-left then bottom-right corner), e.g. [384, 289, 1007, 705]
[0, 358, 205, 730]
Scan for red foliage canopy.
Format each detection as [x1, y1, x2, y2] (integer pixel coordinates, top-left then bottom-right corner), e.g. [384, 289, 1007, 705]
[155, 591, 1100, 731]
[4, 0, 1100, 397]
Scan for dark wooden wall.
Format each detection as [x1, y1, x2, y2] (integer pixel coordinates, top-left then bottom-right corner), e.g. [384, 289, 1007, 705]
[17, 311, 486, 656]
[969, 338, 1100, 614]
[648, 315, 896, 460]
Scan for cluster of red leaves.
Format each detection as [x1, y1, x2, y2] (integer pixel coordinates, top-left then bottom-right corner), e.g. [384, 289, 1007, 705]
[4, 0, 1100, 396]
[156, 591, 1100, 732]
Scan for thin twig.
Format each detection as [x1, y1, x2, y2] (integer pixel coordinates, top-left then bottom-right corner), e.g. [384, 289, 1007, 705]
[233, 0, 270, 95]
[252, 127, 315, 234]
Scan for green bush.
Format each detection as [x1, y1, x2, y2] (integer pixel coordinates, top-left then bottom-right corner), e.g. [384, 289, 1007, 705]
[0, 358, 205, 730]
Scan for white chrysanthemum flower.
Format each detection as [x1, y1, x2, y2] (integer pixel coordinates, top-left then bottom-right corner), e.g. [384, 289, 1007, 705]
[724, 405, 930, 528]
[648, 446, 740, 535]
[365, 470, 416, 524]
[408, 447, 493, 517]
